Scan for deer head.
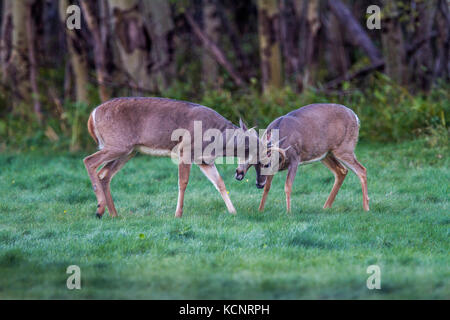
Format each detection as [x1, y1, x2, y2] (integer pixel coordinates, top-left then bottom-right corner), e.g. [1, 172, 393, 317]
[235, 127, 290, 189]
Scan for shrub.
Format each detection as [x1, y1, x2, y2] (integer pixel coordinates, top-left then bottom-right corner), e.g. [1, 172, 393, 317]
[1, 74, 448, 151]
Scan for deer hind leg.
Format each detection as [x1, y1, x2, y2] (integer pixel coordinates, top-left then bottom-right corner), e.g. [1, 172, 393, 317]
[332, 151, 369, 211]
[259, 175, 274, 212]
[83, 147, 131, 218]
[175, 162, 192, 218]
[98, 152, 135, 217]
[285, 162, 299, 213]
[199, 163, 236, 214]
[321, 154, 348, 209]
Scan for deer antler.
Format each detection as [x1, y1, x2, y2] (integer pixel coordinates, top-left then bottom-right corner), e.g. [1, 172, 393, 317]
[267, 145, 291, 167]
[260, 131, 291, 166]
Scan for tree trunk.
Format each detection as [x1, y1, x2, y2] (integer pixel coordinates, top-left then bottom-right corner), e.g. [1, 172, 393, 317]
[381, 0, 406, 85]
[26, 0, 42, 123]
[216, 2, 252, 79]
[41, 1, 62, 69]
[328, 0, 382, 64]
[1, 0, 13, 84]
[80, 0, 110, 101]
[185, 11, 245, 87]
[410, 0, 438, 90]
[302, 0, 320, 88]
[6, 0, 31, 108]
[258, 0, 283, 93]
[279, 0, 300, 80]
[59, 0, 90, 103]
[289, 0, 321, 90]
[143, 0, 175, 90]
[434, 0, 450, 81]
[108, 0, 154, 94]
[292, 0, 308, 90]
[325, 9, 349, 79]
[202, 0, 221, 86]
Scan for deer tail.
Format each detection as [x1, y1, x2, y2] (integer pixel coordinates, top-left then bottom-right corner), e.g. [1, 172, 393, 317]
[87, 111, 99, 145]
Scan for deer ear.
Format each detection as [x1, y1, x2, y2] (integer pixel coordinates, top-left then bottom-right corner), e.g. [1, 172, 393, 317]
[239, 118, 248, 131]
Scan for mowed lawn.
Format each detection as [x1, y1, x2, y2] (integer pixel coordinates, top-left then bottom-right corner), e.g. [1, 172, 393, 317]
[0, 140, 448, 299]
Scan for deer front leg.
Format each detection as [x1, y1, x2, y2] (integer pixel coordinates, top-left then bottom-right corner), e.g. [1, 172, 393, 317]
[175, 162, 192, 218]
[199, 163, 236, 214]
[285, 162, 299, 213]
[259, 175, 274, 212]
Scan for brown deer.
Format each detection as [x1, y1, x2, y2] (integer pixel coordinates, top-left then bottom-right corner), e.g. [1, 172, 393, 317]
[84, 97, 256, 218]
[235, 104, 369, 212]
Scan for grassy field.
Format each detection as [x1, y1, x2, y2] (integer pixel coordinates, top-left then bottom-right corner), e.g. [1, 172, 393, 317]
[0, 139, 448, 299]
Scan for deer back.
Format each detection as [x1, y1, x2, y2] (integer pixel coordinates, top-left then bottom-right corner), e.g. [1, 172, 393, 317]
[266, 104, 360, 166]
[91, 97, 236, 153]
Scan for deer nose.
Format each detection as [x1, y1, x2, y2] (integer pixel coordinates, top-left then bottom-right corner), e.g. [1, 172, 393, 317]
[256, 182, 265, 189]
[235, 171, 244, 181]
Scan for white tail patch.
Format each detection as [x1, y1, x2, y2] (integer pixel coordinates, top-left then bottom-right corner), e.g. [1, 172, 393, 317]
[92, 108, 105, 150]
[352, 110, 360, 128]
[137, 146, 171, 157]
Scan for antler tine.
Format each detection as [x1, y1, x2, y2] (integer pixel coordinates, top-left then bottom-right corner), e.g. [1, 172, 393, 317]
[267, 146, 287, 166]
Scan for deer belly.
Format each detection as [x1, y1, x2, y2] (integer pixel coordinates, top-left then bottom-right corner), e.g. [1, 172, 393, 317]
[137, 146, 171, 157]
[299, 152, 328, 165]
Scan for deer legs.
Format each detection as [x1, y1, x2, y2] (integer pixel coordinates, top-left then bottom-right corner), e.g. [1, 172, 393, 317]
[332, 151, 370, 211]
[86, 150, 236, 218]
[321, 154, 348, 209]
[259, 163, 298, 213]
[260, 152, 367, 212]
[258, 175, 274, 211]
[176, 163, 236, 218]
[199, 164, 236, 215]
[97, 152, 135, 217]
[285, 161, 299, 213]
[321, 151, 369, 211]
[175, 162, 192, 218]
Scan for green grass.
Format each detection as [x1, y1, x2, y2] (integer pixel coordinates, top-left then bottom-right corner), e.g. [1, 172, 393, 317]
[0, 140, 448, 299]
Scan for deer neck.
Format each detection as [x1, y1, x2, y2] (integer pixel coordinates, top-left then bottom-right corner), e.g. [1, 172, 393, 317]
[221, 126, 256, 160]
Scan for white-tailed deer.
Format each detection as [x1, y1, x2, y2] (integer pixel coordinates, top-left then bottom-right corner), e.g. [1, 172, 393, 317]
[84, 97, 254, 218]
[235, 104, 370, 212]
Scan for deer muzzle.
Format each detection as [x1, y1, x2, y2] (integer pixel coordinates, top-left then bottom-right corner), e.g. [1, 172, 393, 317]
[235, 170, 244, 181]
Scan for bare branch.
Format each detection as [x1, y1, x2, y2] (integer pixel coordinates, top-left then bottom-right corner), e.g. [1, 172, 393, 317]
[328, 0, 382, 64]
[184, 11, 245, 87]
